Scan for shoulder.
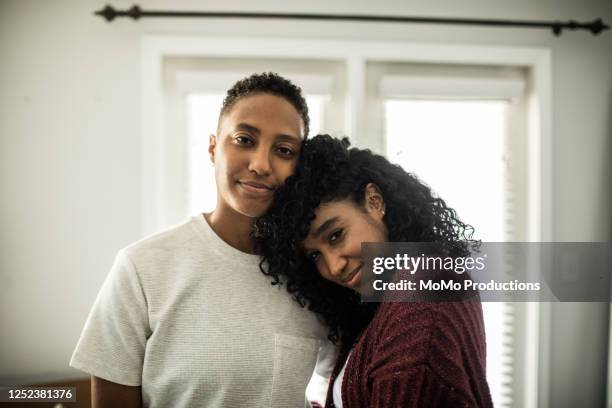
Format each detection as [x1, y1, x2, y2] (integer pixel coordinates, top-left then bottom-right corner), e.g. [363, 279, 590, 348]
[122, 217, 201, 259]
[119, 216, 236, 270]
[374, 301, 483, 335]
[112, 216, 217, 284]
[361, 301, 488, 402]
[370, 301, 485, 364]
[113, 216, 262, 289]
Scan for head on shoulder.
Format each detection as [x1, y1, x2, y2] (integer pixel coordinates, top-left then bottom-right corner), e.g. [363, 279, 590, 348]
[255, 134, 474, 346]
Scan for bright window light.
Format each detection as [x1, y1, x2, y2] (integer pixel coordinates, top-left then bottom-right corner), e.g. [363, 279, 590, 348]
[385, 100, 507, 241]
[188, 94, 224, 215]
[385, 99, 512, 408]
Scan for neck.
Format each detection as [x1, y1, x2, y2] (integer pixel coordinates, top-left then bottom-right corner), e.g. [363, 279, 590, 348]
[205, 207, 257, 254]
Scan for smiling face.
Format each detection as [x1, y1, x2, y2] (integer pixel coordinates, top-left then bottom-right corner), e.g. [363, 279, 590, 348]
[302, 185, 388, 293]
[210, 93, 304, 219]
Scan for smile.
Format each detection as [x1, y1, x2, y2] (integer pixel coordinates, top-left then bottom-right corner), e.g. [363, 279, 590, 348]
[342, 263, 363, 286]
[238, 181, 275, 194]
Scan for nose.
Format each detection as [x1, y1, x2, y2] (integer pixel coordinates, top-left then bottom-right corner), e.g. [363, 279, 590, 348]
[248, 145, 272, 176]
[324, 252, 347, 280]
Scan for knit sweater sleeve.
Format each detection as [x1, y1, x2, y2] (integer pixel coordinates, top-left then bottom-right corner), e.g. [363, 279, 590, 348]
[370, 365, 474, 408]
[361, 301, 491, 408]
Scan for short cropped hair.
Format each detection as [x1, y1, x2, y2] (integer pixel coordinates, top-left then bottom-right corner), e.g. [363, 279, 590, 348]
[219, 72, 310, 138]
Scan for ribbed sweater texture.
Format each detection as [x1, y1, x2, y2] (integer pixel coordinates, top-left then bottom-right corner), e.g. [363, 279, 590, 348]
[325, 301, 493, 408]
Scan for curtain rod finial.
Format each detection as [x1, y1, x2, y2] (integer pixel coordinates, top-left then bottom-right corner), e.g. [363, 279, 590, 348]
[590, 18, 609, 35]
[94, 5, 117, 22]
[128, 5, 142, 20]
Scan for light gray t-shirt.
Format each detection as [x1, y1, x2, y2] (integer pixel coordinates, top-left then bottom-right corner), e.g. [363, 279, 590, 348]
[70, 215, 327, 407]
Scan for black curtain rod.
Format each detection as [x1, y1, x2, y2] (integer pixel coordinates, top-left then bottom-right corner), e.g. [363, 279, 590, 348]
[94, 4, 609, 36]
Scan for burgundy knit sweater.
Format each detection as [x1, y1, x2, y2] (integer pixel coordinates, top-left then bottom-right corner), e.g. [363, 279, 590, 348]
[325, 301, 493, 408]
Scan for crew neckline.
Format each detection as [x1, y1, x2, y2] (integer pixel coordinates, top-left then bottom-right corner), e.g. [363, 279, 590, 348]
[191, 214, 260, 265]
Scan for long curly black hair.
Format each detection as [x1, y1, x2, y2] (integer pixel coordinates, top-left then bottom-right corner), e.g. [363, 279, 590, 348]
[254, 134, 475, 349]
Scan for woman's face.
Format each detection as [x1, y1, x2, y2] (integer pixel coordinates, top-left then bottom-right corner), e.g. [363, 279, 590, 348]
[302, 192, 387, 293]
[210, 93, 304, 218]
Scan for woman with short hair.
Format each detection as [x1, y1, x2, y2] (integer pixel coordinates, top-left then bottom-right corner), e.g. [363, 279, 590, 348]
[71, 73, 327, 408]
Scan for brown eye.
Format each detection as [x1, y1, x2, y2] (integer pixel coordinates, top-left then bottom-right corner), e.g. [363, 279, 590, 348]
[308, 251, 321, 262]
[276, 146, 295, 158]
[234, 135, 253, 146]
[329, 229, 343, 244]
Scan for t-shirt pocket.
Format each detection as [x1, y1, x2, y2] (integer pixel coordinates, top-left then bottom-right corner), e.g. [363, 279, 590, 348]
[270, 333, 319, 408]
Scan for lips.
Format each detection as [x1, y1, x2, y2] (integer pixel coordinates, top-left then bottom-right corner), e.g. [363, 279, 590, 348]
[241, 180, 274, 190]
[238, 180, 275, 194]
[342, 263, 363, 285]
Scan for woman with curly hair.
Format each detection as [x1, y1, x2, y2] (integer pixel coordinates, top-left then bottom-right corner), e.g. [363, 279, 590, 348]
[255, 135, 492, 408]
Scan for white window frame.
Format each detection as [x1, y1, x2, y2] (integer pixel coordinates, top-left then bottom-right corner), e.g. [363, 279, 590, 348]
[141, 35, 552, 408]
[379, 76, 526, 100]
[174, 71, 334, 96]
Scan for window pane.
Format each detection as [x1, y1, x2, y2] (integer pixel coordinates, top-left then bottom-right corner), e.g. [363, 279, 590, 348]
[385, 99, 512, 408]
[385, 100, 507, 241]
[188, 94, 224, 215]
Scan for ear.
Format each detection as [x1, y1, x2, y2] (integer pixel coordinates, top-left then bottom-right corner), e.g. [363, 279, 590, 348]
[208, 134, 216, 165]
[363, 183, 386, 219]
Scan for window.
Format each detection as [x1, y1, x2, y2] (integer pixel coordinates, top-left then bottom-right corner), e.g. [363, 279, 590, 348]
[386, 99, 513, 407]
[378, 66, 527, 408]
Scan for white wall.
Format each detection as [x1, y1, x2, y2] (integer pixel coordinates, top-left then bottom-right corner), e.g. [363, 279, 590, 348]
[1, 0, 610, 406]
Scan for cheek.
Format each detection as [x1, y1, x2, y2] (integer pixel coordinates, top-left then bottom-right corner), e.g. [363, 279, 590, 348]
[369, 227, 385, 243]
[364, 218, 387, 243]
[319, 269, 336, 284]
[214, 159, 231, 187]
[314, 263, 332, 282]
[215, 148, 243, 179]
[344, 234, 365, 256]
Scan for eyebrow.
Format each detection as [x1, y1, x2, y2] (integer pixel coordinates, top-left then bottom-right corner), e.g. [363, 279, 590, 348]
[275, 134, 301, 144]
[312, 217, 340, 239]
[235, 123, 261, 135]
[234, 123, 301, 142]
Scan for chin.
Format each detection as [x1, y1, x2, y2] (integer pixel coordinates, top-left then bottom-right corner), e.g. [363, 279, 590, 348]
[227, 195, 271, 219]
[236, 203, 269, 219]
